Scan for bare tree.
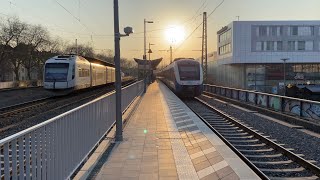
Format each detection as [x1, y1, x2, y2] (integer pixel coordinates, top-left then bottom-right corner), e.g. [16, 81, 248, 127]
[22, 24, 50, 80]
[0, 17, 28, 81]
[64, 43, 94, 57]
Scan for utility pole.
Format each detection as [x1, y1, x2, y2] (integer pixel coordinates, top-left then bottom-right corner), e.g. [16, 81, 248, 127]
[170, 45, 172, 63]
[281, 58, 289, 96]
[113, 0, 122, 141]
[143, 19, 153, 93]
[201, 12, 208, 82]
[75, 39, 78, 55]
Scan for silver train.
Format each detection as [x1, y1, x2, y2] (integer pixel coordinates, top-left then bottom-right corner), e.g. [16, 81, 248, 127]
[157, 58, 203, 97]
[43, 55, 118, 92]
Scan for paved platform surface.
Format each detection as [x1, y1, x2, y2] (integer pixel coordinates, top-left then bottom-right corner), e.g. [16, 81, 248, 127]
[95, 81, 260, 180]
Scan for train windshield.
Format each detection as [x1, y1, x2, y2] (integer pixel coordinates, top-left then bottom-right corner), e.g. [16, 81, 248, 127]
[45, 63, 69, 82]
[177, 61, 200, 81]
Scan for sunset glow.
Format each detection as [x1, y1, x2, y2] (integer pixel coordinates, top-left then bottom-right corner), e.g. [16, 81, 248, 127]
[165, 25, 186, 44]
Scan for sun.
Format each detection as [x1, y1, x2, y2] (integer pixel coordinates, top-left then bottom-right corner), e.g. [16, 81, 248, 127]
[165, 25, 186, 44]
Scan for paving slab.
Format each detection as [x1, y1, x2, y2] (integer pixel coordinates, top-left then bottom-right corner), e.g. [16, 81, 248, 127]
[94, 81, 261, 180]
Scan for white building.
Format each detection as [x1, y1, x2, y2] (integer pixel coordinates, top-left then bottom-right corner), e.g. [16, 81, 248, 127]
[208, 21, 320, 93]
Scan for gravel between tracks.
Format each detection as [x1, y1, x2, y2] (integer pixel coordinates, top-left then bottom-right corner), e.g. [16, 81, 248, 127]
[198, 95, 320, 167]
[0, 87, 53, 108]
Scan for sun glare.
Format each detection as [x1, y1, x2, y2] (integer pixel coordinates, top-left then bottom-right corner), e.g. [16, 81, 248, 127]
[165, 25, 186, 44]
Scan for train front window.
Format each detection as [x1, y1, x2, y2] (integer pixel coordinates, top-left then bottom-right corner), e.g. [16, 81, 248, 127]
[45, 63, 69, 82]
[178, 63, 200, 81]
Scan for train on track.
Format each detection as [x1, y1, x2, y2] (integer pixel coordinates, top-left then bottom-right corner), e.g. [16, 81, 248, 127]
[157, 58, 203, 97]
[43, 55, 127, 94]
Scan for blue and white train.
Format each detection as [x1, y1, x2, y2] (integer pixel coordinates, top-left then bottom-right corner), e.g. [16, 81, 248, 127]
[43, 55, 117, 93]
[157, 58, 203, 97]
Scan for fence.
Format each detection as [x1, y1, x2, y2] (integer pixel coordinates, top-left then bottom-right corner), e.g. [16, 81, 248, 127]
[0, 80, 144, 180]
[204, 84, 320, 122]
[0, 82, 15, 89]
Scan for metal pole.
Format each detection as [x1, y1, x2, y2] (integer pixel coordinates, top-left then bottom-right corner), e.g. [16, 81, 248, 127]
[75, 39, 78, 55]
[143, 19, 147, 93]
[170, 45, 172, 63]
[281, 58, 289, 96]
[284, 60, 286, 96]
[113, 0, 123, 141]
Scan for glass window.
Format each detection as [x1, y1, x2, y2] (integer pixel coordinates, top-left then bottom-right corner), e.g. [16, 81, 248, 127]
[277, 41, 283, 51]
[177, 61, 200, 80]
[266, 41, 274, 50]
[256, 42, 262, 51]
[288, 41, 296, 51]
[306, 41, 313, 51]
[290, 26, 298, 36]
[298, 26, 314, 36]
[259, 26, 267, 36]
[298, 41, 305, 50]
[45, 63, 69, 82]
[277, 26, 283, 36]
[270, 26, 277, 36]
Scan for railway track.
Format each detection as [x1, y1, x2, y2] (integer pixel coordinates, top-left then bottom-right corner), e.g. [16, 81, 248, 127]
[184, 97, 320, 180]
[0, 80, 136, 139]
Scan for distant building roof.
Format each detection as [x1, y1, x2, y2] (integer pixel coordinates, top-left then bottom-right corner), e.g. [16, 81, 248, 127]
[134, 58, 162, 69]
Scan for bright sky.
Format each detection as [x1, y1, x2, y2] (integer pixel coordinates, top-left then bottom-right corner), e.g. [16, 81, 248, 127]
[1, 0, 320, 65]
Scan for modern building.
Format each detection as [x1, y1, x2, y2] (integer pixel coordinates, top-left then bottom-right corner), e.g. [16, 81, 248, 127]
[207, 21, 320, 94]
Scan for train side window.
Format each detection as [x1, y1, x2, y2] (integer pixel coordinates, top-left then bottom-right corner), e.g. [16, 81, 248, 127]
[72, 65, 75, 79]
[79, 68, 82, 77]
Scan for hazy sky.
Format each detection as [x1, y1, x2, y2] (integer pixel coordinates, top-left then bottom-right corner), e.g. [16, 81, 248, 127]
[1, 0, 320, 65]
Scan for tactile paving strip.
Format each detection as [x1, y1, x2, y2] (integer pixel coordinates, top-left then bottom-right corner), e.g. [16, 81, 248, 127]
[159, 83, 244, 180]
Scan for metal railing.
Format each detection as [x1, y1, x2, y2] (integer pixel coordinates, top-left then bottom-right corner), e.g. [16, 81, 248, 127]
[0, 80, 144, 180]
[204, 84, 320, 122]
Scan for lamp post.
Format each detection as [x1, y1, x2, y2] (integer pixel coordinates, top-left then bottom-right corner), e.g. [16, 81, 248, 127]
[143, 19, 153, 93]
[113, 0, 133, 141]
[281, 58, 289, 96]
[148, 43, 155, 83]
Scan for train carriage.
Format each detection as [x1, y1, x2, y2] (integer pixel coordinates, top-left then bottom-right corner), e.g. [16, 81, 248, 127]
[43, 55, 116, 93]
[157, 58, 203, 97]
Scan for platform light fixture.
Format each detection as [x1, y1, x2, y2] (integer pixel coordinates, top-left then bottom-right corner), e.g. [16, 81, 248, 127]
[113, 0, 133, 141]
[143, 19, 154, 93]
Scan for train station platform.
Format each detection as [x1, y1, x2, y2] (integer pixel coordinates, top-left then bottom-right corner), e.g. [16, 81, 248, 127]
[93, 81, 260, 180]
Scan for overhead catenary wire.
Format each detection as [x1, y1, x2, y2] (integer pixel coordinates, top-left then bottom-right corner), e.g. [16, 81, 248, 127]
[175, 0, 225, 54]
[52, 0, 97, 36]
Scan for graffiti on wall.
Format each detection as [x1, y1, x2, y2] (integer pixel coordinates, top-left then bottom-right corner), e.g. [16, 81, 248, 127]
[221, 88, 225, 95]
[226, 89, 232, 98]
[257, 94, 267, 107]
[283, 99, 320, 120]
[232, 90, 238, 99]
[269, 96, 281, 111]
[248, 93, 256, 104]
[239, 91, 246, 101]
[302, 103, 320, 120]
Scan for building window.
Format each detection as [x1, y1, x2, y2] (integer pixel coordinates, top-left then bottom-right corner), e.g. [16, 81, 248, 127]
[266, 41, 274, 51]
[256, 42, 262, 51]
[288, 41, 296, 51]
[306, 41, 313, 51]
[277, 26, 283, 36]
[277, 41, 283, 51]
[290, 26, 298, 36]
[298, 41, 305, 50]
[219, 43, 231, 55]
[270, 26, 277, 36]
[259, 26, 267, 36]
[219, 29, 231, 42]
[298, 26, 314, 36]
